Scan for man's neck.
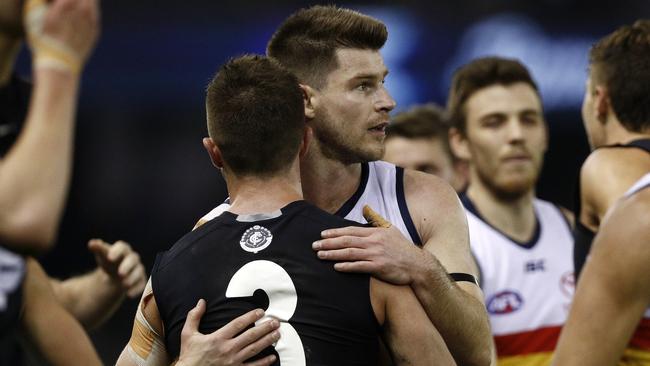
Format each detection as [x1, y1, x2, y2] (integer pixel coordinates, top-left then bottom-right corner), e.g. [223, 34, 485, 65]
[300, 145, 363, 214]
[227, 174, 303, 215]
[466, 178, 537, 243]
[603, 121, 650, 146]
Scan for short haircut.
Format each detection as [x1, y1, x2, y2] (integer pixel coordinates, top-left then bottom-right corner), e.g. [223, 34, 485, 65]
[267, 5, 387, 88]
[447, 57, 540, 134]
[205, 55, 304, 177]
[590, 20, 650, 132]
[388, 103, 455, 159]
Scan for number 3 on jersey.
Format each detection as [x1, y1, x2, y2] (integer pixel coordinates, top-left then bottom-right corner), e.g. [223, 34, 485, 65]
[226, 260, 306, 365]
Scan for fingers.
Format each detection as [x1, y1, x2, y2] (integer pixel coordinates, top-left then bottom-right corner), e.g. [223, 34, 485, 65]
[320, 225, 376, 239]
[233, 320, 281, 360]
[106, 240, 131, 263]
[117, 251, 140, 277]
[333, 261, 377, 273]
[316, 247, 369, 262]
[244, 354, 277, 366]
[362, 205, 392, 228]
[181, 299, 206, 339]
[124, 265, 146, 298]
[217, 308, 266, 340]
[87, 238, 110, 256]
[312, 235, 369, 251]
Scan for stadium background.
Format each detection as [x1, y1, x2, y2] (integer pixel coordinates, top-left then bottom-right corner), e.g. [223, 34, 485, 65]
[12, 0, 648, 362]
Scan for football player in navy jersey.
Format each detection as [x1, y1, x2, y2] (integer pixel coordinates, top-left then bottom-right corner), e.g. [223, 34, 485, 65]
[189, 6, 491, 365]
[117, 54, 452, 366]
[553, 20, 650, 366]
[0, 0, 103, 364]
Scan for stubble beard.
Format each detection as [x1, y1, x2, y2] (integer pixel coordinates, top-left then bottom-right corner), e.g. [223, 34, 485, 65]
[312, 109, 384, 165]
[475, 163, 540, 202]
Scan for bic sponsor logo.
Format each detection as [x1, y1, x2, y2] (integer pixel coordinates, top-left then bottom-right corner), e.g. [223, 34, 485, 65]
[487, 290, 524, 315]
[525, 259, 545, 273]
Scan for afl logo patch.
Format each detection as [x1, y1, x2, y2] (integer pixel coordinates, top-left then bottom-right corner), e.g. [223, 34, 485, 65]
[240, 225, 273, 253]
[487, 290, 524, 315]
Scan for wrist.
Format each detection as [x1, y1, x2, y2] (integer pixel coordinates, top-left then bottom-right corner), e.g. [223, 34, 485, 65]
[410, 250, 449, 289]
[95, 267, 125, 295]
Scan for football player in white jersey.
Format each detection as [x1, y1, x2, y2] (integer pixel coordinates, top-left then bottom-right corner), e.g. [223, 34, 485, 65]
[448, 57, 574, 365]
[185, 5, 492, 366]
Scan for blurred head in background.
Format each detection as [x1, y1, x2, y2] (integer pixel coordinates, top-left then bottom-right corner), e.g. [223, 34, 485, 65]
[384, 103, 468, 192]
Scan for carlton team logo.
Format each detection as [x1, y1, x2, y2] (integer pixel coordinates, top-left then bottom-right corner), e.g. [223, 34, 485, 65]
[240, 225, 273, 253]
[486, 290, 524, 315]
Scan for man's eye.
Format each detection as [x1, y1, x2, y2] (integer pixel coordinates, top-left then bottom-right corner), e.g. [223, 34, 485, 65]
[356, 83, 371, 91]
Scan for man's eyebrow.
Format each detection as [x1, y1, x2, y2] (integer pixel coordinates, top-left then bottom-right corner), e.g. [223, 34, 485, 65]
[350, 69, 389, 80]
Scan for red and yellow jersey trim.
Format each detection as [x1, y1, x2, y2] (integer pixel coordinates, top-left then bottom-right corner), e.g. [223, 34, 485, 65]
[495, 325, 562, 357]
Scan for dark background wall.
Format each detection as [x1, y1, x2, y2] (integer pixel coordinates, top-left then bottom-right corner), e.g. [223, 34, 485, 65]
[13, 0, 648, 362]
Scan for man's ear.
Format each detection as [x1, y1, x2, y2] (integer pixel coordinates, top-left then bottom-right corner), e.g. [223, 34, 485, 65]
[299, 126, 313, 158]
[300, 84, 317, 119]
[449, 127, 471, 161]
[594, 85, 611, 124]
[202, 137, 224, 169]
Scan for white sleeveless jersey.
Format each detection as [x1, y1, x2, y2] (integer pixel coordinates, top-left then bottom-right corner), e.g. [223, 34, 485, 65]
[337, 161, 421, 244]
[625, 172, 650, 198]
[196, 161, 421, 244]
[462, 196, 573, 365]
[622, 172, 650, 361]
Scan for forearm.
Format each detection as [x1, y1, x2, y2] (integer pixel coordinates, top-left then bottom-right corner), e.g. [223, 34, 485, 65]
[0, 67, 79, 252]
[410, 252, 491, 366]
[22, 258, 102, 366]
[51, 268, 126, 330]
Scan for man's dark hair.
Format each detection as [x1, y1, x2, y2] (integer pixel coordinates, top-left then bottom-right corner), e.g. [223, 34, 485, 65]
[267, 5, 387, 88]
[206, 54, 304, 176]
[447, 57, 540, 135]
[388, 104, 455, 158]
[590, 19, 650, 132]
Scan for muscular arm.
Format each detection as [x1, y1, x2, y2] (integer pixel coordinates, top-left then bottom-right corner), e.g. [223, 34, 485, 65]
[116, 279, 279, 366]
[51, 239, 147, 330]
[0, 66, 79, 253]
[371, 278, 456, 365]
[553, 190, 650, 366]
[404, 170, 491, 366]
[314, 171, 491, 365]
[0, 0, 99, 254]
[21, 257, 101, 366]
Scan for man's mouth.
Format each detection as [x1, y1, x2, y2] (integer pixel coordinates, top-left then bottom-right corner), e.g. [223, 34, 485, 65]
[368, 123, 388, 133]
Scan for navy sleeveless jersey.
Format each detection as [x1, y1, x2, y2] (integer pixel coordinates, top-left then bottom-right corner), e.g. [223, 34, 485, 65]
[152, 200, 379, 365]
[573, 139, 650, 280]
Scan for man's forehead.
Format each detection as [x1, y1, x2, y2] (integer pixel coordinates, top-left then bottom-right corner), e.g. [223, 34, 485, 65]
[330, 48, 388, 80]
[467, 83, 542, 117]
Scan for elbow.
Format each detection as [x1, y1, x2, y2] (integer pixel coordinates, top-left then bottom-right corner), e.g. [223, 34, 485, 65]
[469, 347, 493, 366]
[0, 208, 59, 254]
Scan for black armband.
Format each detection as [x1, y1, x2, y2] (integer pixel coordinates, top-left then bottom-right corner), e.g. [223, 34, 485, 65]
[449, 272, 479, 286]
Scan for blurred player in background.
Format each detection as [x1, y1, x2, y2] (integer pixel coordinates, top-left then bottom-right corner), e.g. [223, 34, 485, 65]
[449, 56, 574, 365]
[384, 103, 468, 192]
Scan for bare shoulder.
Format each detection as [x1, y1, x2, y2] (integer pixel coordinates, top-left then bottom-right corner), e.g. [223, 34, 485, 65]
[402, 169, 466, 243]
[581, 149, 650, 218]
[582, 148, 650, 193]
[606, 188, 650, 235]
[589, 187, 650, 292]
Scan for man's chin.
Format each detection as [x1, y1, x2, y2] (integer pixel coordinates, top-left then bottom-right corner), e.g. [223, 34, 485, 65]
[494, 180, 535, 200]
